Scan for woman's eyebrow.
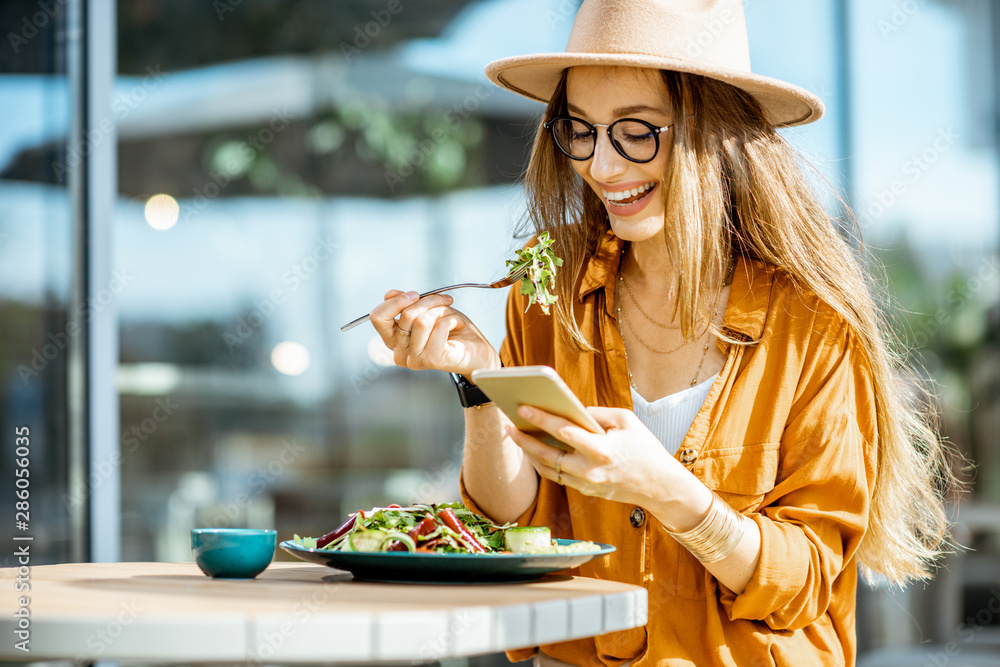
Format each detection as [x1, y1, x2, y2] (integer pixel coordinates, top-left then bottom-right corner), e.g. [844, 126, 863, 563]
[566, 102, 667, 117]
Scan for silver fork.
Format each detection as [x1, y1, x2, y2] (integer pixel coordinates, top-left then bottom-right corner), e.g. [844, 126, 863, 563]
[340, 264, 529, 332]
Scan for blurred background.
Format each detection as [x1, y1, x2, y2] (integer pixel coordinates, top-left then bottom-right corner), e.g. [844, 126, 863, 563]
[0, 0, 998, 664]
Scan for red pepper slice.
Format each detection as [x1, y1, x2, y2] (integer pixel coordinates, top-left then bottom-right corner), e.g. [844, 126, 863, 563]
[416, 537, 443, 552]
[316, 515, 357, 548]
[437, 509, 487, 553]
[407, 516, 437, 544]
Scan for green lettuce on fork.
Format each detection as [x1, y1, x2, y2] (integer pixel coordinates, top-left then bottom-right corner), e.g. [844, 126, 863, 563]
[505, 232, 563, 315]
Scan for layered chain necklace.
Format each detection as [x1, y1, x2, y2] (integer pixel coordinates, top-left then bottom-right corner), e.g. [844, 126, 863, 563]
[615, 248, 733, 389]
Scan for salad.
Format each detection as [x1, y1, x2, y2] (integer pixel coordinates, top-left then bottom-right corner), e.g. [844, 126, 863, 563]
[292, 502, 598, 555]
[506, 232, 563, 315]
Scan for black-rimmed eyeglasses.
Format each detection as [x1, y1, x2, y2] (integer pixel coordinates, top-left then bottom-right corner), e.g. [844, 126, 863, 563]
[543, 115, 676, 163]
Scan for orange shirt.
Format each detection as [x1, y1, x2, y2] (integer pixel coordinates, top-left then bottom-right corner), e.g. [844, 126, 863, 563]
[460, 229, 877, 666]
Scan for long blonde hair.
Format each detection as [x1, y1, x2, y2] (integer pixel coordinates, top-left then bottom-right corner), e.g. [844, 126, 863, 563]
[521, 68, 957, 584]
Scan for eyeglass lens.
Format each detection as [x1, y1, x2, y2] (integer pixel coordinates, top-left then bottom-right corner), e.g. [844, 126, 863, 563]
[550, 118, 659, 162]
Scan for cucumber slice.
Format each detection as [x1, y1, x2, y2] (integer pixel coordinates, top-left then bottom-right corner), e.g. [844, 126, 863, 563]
[504, 526, 552, 553]
[348, 529, 388, 552]
[380, 532, 417, 553]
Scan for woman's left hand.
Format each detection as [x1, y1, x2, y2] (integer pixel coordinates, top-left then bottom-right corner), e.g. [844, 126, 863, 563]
[506, 405, 683, 506]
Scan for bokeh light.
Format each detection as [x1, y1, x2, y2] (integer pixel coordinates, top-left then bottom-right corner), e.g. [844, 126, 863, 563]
[144, 193, 179, 230]
[116, 363, 182, 395]
[271, 341, 310, 376]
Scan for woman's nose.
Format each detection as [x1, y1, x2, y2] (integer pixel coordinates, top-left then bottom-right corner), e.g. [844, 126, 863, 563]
[588, 131, 628, 182]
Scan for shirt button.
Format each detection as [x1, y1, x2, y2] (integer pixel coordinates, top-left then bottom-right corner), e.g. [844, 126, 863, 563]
[630, 507, 646, 528]
[679, 449, 698, 465]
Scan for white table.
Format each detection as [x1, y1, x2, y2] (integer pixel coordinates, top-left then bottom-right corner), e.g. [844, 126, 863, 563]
[0, 562, 647, 663]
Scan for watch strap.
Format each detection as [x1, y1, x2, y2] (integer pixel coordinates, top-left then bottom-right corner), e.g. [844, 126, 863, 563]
[450, 372, 493, 408]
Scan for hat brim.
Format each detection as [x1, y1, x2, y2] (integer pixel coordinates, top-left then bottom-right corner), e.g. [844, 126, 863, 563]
[485, 53, 824, 128]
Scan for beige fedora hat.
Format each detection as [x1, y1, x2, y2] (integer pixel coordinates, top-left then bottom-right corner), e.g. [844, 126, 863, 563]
[485, 0, 824, 127]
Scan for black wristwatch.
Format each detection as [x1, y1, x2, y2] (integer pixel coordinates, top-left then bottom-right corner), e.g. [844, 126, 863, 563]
[449, 372, 493, 408]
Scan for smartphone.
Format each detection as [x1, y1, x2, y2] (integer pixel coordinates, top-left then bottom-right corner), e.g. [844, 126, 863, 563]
[470, 365, 603, 450]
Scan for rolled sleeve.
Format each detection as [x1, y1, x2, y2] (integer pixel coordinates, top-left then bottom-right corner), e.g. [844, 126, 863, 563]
[719, 329, 876, 630]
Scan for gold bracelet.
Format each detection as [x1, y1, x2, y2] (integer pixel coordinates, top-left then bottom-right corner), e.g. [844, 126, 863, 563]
[666, 492, 750, 563]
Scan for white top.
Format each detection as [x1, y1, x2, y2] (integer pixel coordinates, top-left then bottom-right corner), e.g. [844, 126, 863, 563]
[631, 373, 718, 455]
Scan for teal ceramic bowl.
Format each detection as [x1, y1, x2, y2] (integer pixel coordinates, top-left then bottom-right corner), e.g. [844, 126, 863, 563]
[191, 528, 276, 579]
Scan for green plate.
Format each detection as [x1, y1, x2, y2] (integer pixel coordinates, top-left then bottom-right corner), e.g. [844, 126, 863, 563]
[279, 538, 616, 584]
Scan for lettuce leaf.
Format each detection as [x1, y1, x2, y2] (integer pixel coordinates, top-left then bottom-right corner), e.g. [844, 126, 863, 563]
[505, 232, 563, 315]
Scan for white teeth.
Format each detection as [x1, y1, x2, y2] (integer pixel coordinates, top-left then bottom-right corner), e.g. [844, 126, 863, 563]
[602, 182, 655, 202]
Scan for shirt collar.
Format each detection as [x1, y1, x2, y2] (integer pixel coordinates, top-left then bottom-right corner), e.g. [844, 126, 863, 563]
[722, 256, 772, 342]
[576, 228, 773, 342]
[578, 227, 625, 302]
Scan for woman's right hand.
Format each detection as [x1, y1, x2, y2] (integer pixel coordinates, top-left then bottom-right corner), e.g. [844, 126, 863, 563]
[369, 290, 500, 378]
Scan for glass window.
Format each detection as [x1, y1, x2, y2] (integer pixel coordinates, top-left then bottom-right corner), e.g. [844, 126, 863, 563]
[113, 0, 576, 564]
[0, 0, 74, 565]
[845, 0, 1000, 654]
[850, 0, 999, 496]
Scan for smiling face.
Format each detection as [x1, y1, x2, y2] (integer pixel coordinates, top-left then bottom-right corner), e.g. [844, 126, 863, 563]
[564, 66, 675, 243]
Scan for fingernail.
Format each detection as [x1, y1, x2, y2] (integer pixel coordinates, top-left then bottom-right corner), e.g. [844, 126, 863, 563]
[405, 291, 419, 300]
[503, 424, 512, 437]
[518, 406, 532, 419]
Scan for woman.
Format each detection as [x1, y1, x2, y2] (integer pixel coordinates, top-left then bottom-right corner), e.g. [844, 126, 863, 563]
[370, 1, 955, 665]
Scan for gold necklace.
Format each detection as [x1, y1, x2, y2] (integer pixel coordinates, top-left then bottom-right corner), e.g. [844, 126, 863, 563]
[620, 271, 681, 330]
[617, 287, 698, 354]
[615, 251, 732, 388]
